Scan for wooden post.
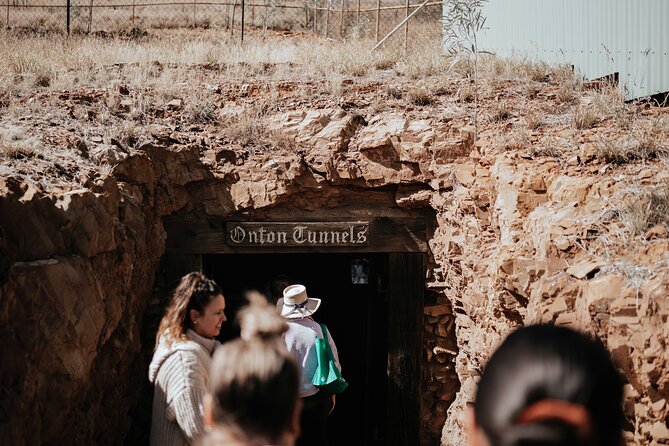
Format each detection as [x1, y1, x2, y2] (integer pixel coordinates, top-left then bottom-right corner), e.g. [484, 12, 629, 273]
[132, 0, 135, 27]
[387, 253, 423, 446]
[193, 0, 197, 27]
[404, 0, 409, 52]
[6, 1, 9, 29]
[356, 0, 360, 22]
[374, 0, 380, 41]
[339, 0, 344, 37]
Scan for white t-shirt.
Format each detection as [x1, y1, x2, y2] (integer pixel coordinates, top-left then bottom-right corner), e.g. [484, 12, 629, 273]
[283, 318, 341, 398]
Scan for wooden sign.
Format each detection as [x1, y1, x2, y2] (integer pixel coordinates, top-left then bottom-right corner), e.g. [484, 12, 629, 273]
[226, 221, 370, 247]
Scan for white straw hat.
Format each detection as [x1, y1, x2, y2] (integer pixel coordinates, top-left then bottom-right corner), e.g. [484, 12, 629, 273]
[276, 284, 321, 320]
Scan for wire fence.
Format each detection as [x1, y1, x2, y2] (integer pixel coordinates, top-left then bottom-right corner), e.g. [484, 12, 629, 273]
[1, 0, 443, 51]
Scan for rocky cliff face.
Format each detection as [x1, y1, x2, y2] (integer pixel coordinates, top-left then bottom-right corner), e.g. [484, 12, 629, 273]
[1, 76, 668, 445]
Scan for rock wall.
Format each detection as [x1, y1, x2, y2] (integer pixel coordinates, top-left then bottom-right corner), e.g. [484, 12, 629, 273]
[2, 103, 668, 445]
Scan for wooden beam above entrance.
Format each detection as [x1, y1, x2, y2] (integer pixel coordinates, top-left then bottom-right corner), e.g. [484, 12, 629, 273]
[164, 217, 428, 254]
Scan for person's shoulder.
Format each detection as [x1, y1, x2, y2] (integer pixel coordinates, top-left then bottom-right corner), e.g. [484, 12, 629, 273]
[288, 318, 320, 329]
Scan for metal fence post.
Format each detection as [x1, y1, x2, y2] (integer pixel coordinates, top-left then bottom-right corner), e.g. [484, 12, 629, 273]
[339, 0, 344, 37]
[375, 0, 380, 41]
[66, 0, 71, 35]
[6, 1, 9, 30]
[313, 0, 317, 34]
[404, 0, 409, 52]
[325, 1, 329, 37]
[193, 0, 197, 27]
[240, 0, 245, 42]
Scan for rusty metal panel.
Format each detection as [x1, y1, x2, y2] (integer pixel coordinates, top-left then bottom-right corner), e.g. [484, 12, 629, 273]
[444, 0, 669, 100]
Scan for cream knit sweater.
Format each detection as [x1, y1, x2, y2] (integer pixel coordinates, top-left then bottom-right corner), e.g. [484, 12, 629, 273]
[149, 329, 219, 446]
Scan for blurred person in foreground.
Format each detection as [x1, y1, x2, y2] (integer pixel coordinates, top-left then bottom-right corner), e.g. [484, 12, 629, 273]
[149, 272, 228, 446]
[201, 301, 301, 446]
[468, 324, 624, 446]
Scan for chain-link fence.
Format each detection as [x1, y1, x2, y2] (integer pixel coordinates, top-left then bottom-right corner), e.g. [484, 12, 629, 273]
[2, 0, 442, 50]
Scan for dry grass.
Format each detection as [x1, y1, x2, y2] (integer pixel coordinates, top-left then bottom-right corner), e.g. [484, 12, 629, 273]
[490, 100, 512, 122]
[635, 118, 669, 159]
[618, 186, 669, 236]
[557, 83, 579, 104]
[524, 112, 542, 131]
[596, 118, 669, 163]
[183, 93, 217, 124]
[0, 143, 37, 160]
[572, 106, 600, 130]
[104, 121, 139, 149]
[596, 137, 637, 164]
[407, 87, 435, 106]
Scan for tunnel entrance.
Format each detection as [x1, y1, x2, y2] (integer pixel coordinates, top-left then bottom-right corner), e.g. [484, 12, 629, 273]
[130, 211, 447, 445]
[204, 252, 425, 445]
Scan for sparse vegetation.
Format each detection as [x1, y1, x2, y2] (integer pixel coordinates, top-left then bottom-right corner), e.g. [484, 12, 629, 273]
[618, 186, 669, 236]
[0, 143, 37, 160]
[595, 137, 637, 164]
[557, 83, 579, 104]
[490, 100, 512, 122]
[407, 87, 435, 106]
[524, 113, 542, 130]
[572, 106, 600, 129]
[183, 94, 217, 124]
[443, 0, 489, 142]
[635, 118, 669, 159]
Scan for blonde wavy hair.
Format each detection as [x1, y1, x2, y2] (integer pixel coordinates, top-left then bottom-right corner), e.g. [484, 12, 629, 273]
[157, 271, 223, 346]
[207, 302, 298, 445]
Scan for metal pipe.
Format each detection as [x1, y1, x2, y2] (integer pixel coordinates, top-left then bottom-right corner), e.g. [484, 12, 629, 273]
[372, 0, 429, 51]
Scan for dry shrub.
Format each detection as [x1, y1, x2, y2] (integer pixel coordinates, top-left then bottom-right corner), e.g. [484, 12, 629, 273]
[618, 186, 669, 236]
[524, 112, 542, 130]
[557, 84, 579, 104]
[531, 137, 564, 158]
[596, 137, 637, 164]
[635, 118, 668, 159]
[224, 106, 269, 147]
[491, 100, 512, 122]
[457, 85, 474, 103]
[524, 61, 551, 83]
[184, 94, 217, 124]
[105, 121, 138, 148]
[386, 86, 403, 99]
[407, 87, 434, 106]
[0, 143, 36, 159]
[374, 56, 397, 71]
[572, 106, 600, 129]
[597, 119, 669, 163]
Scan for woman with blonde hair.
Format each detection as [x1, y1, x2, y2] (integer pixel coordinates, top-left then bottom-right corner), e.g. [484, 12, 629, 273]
[201, 302, 301, 446]
[149, 272, 227, 446]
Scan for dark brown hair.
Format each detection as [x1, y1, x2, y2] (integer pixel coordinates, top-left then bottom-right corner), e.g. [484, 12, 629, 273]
[208, 303, 298, 445]
[157, 272, 223, 346]
[474, 324, 624, 446]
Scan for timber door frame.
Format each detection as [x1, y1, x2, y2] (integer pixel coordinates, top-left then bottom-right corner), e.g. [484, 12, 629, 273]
[162, 215, 428, 445]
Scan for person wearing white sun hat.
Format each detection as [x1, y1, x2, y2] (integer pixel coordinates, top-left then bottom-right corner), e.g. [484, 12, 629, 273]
[277, 284, 341, 446]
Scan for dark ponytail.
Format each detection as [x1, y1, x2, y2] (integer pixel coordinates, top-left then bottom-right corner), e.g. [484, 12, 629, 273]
[474, 324, 624, 446]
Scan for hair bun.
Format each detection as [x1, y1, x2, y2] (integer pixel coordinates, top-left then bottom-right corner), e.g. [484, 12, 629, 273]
[238, 297, 288, 341]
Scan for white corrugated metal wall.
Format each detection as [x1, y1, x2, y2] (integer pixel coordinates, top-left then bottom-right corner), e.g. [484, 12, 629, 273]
[444, 0, 669, 99]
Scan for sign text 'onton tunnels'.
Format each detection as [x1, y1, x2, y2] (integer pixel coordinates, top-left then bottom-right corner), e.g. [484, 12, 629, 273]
[226, 222, 370, 247]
